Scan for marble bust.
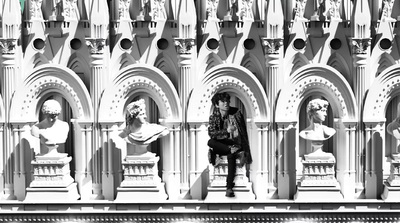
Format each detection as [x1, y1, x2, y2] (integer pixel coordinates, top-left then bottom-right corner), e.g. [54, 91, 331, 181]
[119, 99, 169, 155]
[300, 99, 336, 157]
[387, 103, 400, 140]
[31, 99, 70, 157]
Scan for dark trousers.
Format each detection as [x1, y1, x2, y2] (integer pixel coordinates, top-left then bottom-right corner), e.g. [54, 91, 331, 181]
[207, 138, 241, 189]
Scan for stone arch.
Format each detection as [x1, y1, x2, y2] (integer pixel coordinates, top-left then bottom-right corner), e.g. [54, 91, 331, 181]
[154, 52, 179, 88]
[10, 64, 93, 121]
[363, 64, 400, 122]
[188, 64, 269, 122]
[375, 53, 396, 77]
[198, 53, 223, 77]
[276, 64, 357, 122]
[98, 64, 181, 122]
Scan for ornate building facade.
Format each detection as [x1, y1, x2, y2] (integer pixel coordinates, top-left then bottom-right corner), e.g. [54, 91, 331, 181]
[0, 0, 400, 221]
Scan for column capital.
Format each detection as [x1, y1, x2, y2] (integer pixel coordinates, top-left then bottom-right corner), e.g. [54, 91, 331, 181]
[261, 37, 283, 55]
[174, 38, 195, 55]
[0, 39, 17, 55]
[349, 38, 371, 55]
[86, 38, 106, 54]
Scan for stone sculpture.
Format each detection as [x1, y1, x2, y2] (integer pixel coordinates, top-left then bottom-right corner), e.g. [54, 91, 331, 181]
[31, 99, 69, 157]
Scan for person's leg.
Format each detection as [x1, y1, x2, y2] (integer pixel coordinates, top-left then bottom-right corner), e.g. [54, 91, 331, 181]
[207, 138, 234, 155]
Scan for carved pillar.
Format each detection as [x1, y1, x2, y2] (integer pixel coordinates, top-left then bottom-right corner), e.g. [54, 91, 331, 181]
[72, 120, 93, 200]
[350, 37, 371, 195]
[252, 122, 270, 199]
[86, 38, 106, 200]
[364, 121, 384, 199]
[99, 122, 117, 201]
[0, 38, 17, 200]
[336, 121, 357, 199]
[276, 122, 296, 199]
[262, 37, 283, 199]
[174, 38, 195, 198]
[162, 122, 181, 200]
[11, 123, 28, 201]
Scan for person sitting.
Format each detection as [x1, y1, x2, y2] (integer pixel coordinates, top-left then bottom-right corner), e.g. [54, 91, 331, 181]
[207, 92, 252, 197]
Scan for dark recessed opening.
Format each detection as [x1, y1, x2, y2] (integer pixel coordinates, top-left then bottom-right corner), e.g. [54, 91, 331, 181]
[293, 38, 306, 50]
[207, 38, 219, 50]
[33, 38, 45, 50]
[243, 38, 255, 50]
[70, 38, 82, 50]
[157, 38, 169, 50]
[330, 38, 342, 50]
[120, 38, 132, 50]
[380, 38, 392, 50]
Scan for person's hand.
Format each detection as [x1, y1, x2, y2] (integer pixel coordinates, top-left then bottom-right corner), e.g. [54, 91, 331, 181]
[227, 124, 236, 133]
[230, 145, 239, 153]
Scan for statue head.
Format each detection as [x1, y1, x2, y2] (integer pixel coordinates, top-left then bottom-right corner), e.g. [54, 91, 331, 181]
[41, 99, 62, 123]
[306, 99, 329, 123]
[125, 99, 147, 126]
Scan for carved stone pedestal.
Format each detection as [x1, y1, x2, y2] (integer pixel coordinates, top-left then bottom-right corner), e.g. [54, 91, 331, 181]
[205, 155, 255, 201]
[25, 153, 80, 201]
[295, 151, 343, 201]
[115, 152, 167, 201]
[382, 154, 400, 201]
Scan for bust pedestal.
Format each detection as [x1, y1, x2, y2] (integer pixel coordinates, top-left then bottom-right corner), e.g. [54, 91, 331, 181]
[205, 155, 255, 201]
[295, 141, 343, 201]
[25, 145, 80, 201]
[115, 145, 167, 201]
[382, 153, 400, 200]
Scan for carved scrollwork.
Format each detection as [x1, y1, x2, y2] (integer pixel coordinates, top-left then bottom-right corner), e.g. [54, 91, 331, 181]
[86, 38, 106, 54]
[261, 38, 283, 54]
[0, 39, 17, 55]
[174, 38, 195, 54]
[350, 38, 371, 55]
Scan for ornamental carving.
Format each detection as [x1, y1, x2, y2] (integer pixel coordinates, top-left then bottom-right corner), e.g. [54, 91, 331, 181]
[350, 38, 371, 55]
[86, 38, 106, 54]
[0, 39, 17, 54]
[206, 0, 219, 19]
[261, 38, 283, 54]
[174, 38, 195, 54]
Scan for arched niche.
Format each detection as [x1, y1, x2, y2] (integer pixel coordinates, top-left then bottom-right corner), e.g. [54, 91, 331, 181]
[188, 64, 269, 122]
[363, 64, 400, 123]
[99, 64, 181, 122]
[276, 65, 357, 123]
[275, 64, 357, 198]
[10, 64, 93, 121]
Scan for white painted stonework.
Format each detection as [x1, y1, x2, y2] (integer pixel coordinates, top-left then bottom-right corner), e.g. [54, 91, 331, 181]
[0, 0, 400, 215]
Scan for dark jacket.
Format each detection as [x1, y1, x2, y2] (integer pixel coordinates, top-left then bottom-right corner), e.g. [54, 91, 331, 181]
[208, 107, 253, 165]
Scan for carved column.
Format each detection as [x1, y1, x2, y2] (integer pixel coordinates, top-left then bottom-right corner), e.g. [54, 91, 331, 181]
[350, 37, 371, 196]
[99, 122, 117, 201]
[72, 120, 93, 200]
[252, 122, 270, 199]
[262, 37, 283, 199]
[337, 121, 357, 199]
[11, 123, 28, 201]
[0, 38, 17, 200]
[364, 121, 384, 199]
[86, 38, 106, 200]
[276, 122, 296, 199]
[162, 122, 181, 200]
[174, 38, 195, 198]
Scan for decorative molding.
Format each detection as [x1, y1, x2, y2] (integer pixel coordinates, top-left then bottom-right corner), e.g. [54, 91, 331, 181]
[261, 38, 283, 54]
[350, 38, 371, 55]
[86, 38, 106, 54]
[0, 39, 17, 55]
[174, 38, 195, 54]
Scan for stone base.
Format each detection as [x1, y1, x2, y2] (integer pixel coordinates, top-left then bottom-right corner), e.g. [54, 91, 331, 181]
[115, 183, 167, 201]
[205, 183, 255, 201]
[381, 182, 400, 201]
[25, 183, 80, 201]
[294, 185, 343, 201]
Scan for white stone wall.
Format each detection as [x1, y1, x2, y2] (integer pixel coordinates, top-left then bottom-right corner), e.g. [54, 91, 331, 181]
[0, 0, 398, 203]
